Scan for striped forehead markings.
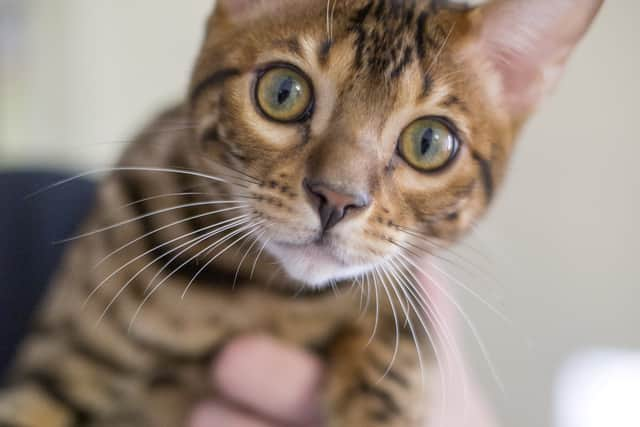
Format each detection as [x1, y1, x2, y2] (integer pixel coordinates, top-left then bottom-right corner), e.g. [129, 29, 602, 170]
[345, 0, 451, 82]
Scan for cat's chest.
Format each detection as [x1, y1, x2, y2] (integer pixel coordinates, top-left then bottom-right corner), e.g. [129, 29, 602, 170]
[124, 281, 361, 354]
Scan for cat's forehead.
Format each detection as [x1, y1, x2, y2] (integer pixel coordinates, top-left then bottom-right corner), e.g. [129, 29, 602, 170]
[253, 0, 468, 97]
[341, 0, 457, 81]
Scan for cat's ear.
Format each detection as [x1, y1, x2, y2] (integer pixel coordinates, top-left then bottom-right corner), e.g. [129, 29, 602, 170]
[465, 0, 603, 117]
[209, 0, 283, 30]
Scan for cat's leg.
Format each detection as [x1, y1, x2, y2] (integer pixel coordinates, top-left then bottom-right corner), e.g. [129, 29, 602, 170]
[0, 328, 153, 427]
[324, 320, 429, 427]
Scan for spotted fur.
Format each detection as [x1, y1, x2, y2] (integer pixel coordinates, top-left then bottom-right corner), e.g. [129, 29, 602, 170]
[0, 0, 602, 425]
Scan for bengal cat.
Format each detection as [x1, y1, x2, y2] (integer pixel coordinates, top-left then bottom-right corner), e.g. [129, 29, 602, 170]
[0, 0, 603, 426]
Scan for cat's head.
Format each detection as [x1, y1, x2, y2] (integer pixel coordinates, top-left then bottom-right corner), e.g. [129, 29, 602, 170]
[188, 0, 602, 287]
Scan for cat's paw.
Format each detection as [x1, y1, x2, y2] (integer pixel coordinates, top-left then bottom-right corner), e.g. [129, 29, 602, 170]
[0, 384, 72, 427]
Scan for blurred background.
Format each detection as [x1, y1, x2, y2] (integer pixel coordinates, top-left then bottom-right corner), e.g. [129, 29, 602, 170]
[1, 1, 638, 426]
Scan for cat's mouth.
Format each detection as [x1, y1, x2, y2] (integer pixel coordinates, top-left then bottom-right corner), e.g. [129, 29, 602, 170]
[267, 239, 370, 288]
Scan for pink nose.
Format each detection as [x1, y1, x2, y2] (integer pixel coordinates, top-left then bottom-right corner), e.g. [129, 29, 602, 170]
[304, 180, 370, 232]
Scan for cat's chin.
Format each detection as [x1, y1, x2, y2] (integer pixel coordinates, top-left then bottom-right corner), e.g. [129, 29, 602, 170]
[267, 241, 371, 288]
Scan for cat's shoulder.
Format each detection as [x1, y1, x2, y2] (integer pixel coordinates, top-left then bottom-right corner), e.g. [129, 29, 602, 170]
[119, 103, 192, 166]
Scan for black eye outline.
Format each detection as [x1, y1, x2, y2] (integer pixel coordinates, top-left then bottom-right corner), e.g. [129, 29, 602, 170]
[396, 116, 462, 174]
[252, 62, 315, 124]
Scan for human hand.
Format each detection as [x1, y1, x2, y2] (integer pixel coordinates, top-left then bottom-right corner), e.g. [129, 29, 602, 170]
[189, 335, 324, 427]
[190, 269, 497, 427]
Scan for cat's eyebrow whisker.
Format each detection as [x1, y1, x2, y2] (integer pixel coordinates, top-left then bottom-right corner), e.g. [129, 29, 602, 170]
[88, 213, 254, 315]
[27, 166, 232, 199]
[396, 251, 506, 395]
[57, 200, 248, 244]
[182, 221, 266, 299]
[129, 219, 261, 331]
[325, 0, 331, 40]
[433, 68, 468, 85]
[329, 0, 338, 42]
[425, 22, 457, 77]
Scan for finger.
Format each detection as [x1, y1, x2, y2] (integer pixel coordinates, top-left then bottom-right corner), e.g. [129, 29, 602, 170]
[416, 256, 458, 329]
[416, 257, 498, 427]
[213, 335, 324, 425]
[189, 402, 277, 427]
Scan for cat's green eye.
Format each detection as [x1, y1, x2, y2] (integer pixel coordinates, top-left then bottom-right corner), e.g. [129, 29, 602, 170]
[255, 66, 313, 123]
[398, 118, 460, 172]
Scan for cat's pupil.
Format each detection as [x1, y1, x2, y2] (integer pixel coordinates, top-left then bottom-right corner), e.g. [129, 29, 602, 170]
[420, 128, 435, 155]
[277, 78, 294, 105]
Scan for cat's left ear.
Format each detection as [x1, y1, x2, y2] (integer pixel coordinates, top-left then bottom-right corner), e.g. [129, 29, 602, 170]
[209, 0, 283, 30]
[465, 0, 604, 117]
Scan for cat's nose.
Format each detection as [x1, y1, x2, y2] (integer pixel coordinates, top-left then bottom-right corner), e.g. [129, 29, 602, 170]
[304, 179, 370, 232]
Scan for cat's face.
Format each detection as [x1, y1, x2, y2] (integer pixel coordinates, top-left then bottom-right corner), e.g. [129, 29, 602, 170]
[188, 0, 602, 287]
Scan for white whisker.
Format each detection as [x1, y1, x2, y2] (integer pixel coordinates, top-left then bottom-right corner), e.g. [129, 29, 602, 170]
[390, 255, 460, 422]
[233, 228, 267, 288]
[89, 214, 253, 321]
[121, 191, 211, 209]
[182, 222, 266, 299]
[397, 251, 505, 394]
[95, 205, 248, 268]
[373, 265, 400, 383]
[27, 166, 232, 199]
[145, 216, 254, 292]
[57, 200, 247, 244]
[378, 261, 423, 385]
[367, 269, 382, 346]
[129, 220, 260, 331]
[250, 235, 272, 280]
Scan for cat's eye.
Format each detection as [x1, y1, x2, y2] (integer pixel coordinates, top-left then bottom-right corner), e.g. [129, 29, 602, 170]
[398, 117, 460, 172]
[255, 65, 313, 123]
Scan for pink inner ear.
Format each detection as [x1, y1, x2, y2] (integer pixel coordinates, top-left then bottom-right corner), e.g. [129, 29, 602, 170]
[218, 0, 281, 21]
[221, 0, 255, 16]
[476, 0, 603, 115]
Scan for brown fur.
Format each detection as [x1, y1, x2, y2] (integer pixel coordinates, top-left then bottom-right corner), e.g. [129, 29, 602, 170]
[0, 0, 602, 425]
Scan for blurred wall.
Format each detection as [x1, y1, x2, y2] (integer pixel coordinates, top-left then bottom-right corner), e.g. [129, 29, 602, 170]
[1, 1, 639, 427]
[1, 0, 213, 167]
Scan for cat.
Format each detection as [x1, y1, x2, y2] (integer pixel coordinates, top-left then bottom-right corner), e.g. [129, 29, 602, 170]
[0, 0, 603, 426]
